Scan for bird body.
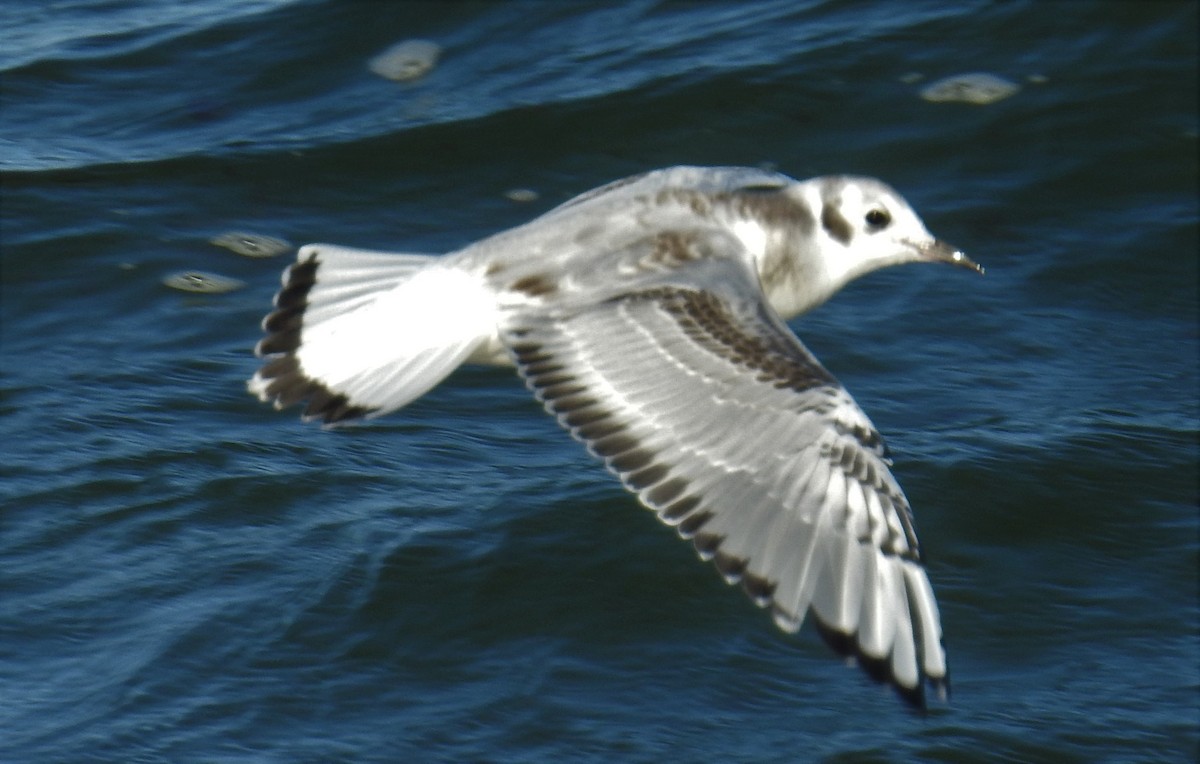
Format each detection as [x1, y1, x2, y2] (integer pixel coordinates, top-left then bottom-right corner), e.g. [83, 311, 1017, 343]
[249, 166, 981, 707]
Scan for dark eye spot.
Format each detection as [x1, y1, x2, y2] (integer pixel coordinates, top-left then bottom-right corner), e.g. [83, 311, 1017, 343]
[738, 182, 786, 194]
[865, 208, 891, 229]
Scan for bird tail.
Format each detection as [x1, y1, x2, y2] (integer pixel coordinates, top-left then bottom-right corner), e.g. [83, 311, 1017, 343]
[247, 243, 498, 424]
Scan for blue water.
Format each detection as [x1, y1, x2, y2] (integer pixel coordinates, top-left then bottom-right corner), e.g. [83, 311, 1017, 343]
[2, 1, 1197, 761]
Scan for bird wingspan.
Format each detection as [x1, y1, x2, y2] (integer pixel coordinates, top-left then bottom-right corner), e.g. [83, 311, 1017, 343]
[502, 242, 947, 706]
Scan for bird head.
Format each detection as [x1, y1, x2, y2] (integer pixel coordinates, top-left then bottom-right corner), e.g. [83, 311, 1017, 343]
[800, 176, 982, 301]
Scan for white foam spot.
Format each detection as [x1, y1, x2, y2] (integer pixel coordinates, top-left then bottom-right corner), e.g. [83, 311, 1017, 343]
[163, 270, 245, 294]
[504, 188, 539, 203]
[368, 39, 441, 82]
[920, 73, 1020, 105]
[210, 231, 292, 258]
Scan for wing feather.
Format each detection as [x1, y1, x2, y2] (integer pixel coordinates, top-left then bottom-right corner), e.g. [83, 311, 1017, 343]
[505, 245, 947, 707]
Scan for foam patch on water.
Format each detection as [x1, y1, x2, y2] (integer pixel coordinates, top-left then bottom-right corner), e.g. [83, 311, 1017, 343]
[163, 270, 246, 294]
[504, 188, 539, 203]
[210, 232, 292, 258]
[368, 40, 441, 82]
[920, 73, 1020, 104]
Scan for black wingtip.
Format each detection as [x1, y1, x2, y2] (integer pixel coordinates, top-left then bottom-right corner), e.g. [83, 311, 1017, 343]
[813, 620, 936, 712]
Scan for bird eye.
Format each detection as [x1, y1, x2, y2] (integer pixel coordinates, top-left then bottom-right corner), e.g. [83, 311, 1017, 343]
[865, 208, 891, 229]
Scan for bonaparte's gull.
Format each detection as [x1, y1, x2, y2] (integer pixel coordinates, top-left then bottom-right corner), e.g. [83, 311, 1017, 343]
[249, 166, 982, 707]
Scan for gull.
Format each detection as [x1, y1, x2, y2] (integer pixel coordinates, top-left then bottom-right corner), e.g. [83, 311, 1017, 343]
[248, 166, 982, 708]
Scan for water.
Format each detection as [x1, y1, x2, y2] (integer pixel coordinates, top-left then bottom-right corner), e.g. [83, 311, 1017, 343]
[2, 1, 1197, 761]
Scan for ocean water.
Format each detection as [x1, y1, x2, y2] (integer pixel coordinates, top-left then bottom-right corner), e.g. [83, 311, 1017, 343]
[1, 1, 1197, 761]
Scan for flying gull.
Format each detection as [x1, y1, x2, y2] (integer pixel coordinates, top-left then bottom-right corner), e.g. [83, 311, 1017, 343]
[248, 165, 982, 708]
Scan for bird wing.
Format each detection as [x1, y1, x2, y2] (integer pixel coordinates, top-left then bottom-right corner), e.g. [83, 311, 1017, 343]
[503, 231, 947, 707]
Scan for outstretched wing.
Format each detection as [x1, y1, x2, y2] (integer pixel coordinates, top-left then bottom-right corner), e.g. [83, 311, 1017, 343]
[503, 244, 948, 707]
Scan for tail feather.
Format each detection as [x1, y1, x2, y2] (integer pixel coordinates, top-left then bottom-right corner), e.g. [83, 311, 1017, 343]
[284, 244, 432, 325]
[249, 244, 498, 423]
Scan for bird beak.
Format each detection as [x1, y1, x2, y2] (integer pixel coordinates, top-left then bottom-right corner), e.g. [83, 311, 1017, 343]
[917, 238, 984, 275]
